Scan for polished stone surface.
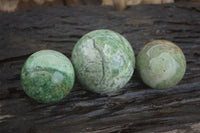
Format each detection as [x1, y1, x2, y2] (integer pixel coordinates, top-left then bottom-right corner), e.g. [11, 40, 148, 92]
[72, 29, 135, 94]
[21, 50, 75, 103]
[137, 40, 186, 89]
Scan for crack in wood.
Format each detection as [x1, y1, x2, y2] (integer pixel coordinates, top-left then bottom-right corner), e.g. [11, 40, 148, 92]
[0, 54, 30, 65]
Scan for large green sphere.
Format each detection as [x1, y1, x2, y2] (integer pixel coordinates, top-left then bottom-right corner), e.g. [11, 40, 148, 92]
[72, 29, 135, 94]
[137, 40, 186, 89]
[21, 50, 75, 103]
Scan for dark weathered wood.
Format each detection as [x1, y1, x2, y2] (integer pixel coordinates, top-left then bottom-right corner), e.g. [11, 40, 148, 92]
[0, 2, 200, 133]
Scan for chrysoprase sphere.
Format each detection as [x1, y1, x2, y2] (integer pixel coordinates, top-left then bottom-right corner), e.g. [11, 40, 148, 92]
[21, 50, 75, 103]
[72, 29, 135, 94]
[137, 40, 186, 89]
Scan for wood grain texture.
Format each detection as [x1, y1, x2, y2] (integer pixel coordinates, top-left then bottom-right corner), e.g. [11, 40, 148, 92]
[0, 2, 200, 133]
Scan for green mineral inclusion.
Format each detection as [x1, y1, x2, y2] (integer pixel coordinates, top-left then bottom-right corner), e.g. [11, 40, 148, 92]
[137, 40, 186, 89]
[72, 29, 135, 94]
[21, 50, 75, 103]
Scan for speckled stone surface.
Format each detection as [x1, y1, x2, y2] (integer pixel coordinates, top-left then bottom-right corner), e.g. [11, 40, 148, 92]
[72, 29, 135, 94]
[21, 50, 75, 103]
[137, 40, 186, 89]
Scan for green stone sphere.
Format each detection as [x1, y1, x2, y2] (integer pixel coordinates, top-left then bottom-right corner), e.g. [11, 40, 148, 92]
[137, 40, 186, 89]
[21, 50, 75, 103]
[72, 29, 135, 94]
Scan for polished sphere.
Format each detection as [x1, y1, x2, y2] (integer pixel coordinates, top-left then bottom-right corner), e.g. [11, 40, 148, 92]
[137, 40, 186, 89]
[21, 50, 75, 103]
[72, 29, 135, 94]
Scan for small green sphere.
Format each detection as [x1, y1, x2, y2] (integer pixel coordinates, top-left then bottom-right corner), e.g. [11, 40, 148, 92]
[21, 50, 75, 103]
[137, 40, 186, 89]
[72, 29, 135, 94]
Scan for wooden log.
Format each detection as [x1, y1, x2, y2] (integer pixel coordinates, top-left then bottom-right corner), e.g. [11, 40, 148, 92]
[0, 2, 200, 133]
[158, 123, 200, 133]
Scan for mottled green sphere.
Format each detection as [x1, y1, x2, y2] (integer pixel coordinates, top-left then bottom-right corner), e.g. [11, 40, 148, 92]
[72, 29, 135, 94]
[21, 50, 75, 103]
[137, 40, 186, 89]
